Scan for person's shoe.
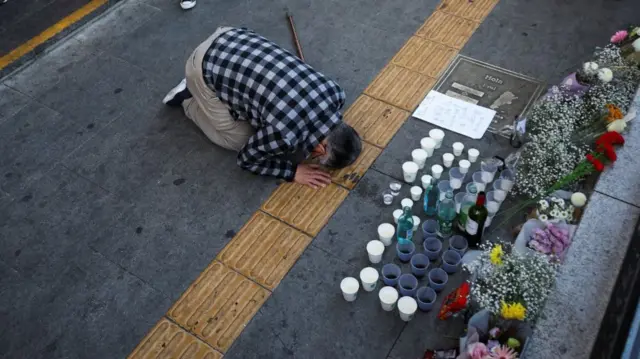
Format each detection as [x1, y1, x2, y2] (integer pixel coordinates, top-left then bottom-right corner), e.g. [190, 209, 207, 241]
[180, 0, 196, 10]
[162, 79, 192, 106]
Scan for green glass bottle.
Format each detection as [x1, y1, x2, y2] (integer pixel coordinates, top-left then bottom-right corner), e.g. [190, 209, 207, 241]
[457, 184, 478, 231]
[465, 191, 488, 248]
[396, 206, 414, 244]
[437, 190, 456, 238]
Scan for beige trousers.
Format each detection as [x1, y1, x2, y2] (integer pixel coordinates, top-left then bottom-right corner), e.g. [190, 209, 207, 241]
[182, 27, 255, 151]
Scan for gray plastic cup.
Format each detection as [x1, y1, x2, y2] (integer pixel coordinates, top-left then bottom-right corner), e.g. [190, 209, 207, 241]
[422, 219, 439, 238]
[481, 161, 498, 182]
[423, 237, 442, 261]
[416, 287, 437, 312]
[493, 178, 513, 193]
[382, 263, 402, 286]
[442, 250, 462, 274]
[428, 268, 448, 292]
[448, 167, 465, 190]
[398, 273, 418, 297]
[500, 168, 515, 182]
[449, 235, 468, 256]
[410, 253, 430, 277]
[396, 241, 415, 262]
[472, 171, 487, 192]
[437, 181, 451, 200]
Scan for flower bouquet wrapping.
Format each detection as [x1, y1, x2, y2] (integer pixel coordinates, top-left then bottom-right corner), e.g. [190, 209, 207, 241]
[513, 219, 577, 262]
[457, 309, 532, 359]
[464, 244, 558, 322]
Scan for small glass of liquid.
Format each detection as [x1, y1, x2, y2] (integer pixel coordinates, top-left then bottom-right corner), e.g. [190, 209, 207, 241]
[389, 182, 402, 196]
[382, 190, 394, 205]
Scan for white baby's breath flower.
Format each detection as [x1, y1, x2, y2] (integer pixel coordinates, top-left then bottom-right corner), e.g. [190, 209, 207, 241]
[607, 119, 627, 133]
[598, 68, 613, 82]
[583, 62, 599, 75]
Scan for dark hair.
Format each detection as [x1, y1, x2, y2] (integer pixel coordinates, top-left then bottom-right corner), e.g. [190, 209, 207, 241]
[324, 123, 362, 168]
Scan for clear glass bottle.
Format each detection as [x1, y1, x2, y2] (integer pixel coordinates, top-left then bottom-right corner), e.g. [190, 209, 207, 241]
[457, 184, 478, 231]
[423, 177, 439, 216]
[437, 190, 456, 238]
[396, 206, 414, 244]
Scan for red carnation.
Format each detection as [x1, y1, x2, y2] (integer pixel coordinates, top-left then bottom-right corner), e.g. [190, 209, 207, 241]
[596, 132, 625, 147]
[586, 154, 605, 171]
[600, 144, 618, 162]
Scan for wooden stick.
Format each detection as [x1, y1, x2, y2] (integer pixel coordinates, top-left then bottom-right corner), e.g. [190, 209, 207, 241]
[285, 10, 305, 62]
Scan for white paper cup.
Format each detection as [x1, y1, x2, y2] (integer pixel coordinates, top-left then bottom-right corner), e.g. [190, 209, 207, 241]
[431, 164, 444, 179]
[360, 267, 379, 292]
[379, 286, 399, 311]
[468, 148, 480, 163]
[367, 240, 385, 264]
[402, 161, 419, 183]
[421, 175, 433, 189]
[401, 198, 414, 209]
[459, 159, 471, 174]
[398, 296, 418, 322]
[410, 186, 423, 201]
[377, 223, 395, 246]
[429, 129, 445, 149]
[411, 149, 428, 169]
[452, 142, 464, 156]
[393, 209, 403, 224]
[341, 277, 359, 302]
[420, 137, 437, 156]
[412, 216, 420, 231]
[442, 153, 454, 168]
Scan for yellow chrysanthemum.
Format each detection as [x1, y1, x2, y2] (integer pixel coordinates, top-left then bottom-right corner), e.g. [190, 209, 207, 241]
[490, 245, 503, 265]
[501, 302, 526, 321]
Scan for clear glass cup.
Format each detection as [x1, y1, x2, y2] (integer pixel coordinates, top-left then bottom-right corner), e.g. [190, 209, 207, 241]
[382, 190, 394, 205]
[390, 182, 402, 196]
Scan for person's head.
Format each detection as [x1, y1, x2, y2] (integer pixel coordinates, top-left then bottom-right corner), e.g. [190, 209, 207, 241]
[311, 123, 362, 168]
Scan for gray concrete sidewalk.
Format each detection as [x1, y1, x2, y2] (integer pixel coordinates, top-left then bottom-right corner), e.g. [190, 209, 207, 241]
[2, 0, 640, 358]
[0, 0, 437, 358]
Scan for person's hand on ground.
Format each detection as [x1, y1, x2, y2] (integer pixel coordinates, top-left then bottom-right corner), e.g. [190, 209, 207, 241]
[294, 164, 332, 189]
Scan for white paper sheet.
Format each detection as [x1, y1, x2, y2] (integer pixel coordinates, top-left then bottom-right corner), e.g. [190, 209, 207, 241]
[412, 90, 496, 139]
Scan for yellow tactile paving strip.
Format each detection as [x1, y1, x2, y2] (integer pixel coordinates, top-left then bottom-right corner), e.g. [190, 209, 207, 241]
[392, 37, 458, 78]
[330, 141, 382, 189]
[261, 183, 349, 236]
[130, 0, 499, 356]
[416, 11, 479, 49]
[217, 212, 312, 290]
[167, 261, 270, 353]
[128, 318, 222, 359]
[438, 0, 499, 22]
[344, 95, 410, 147]
[364, 64, 436, 111]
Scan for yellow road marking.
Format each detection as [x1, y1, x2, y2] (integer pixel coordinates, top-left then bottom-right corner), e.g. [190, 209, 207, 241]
[0, 0, 107, 70]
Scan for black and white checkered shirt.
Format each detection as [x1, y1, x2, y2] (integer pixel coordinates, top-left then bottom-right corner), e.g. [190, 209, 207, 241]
[202, 27, 346, 180]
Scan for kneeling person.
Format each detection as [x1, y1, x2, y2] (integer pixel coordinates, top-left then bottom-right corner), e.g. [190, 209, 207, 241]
[163, 27, 362, 189]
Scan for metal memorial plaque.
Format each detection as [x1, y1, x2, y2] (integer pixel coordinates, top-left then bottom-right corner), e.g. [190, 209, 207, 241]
[434, 55, 544, 137]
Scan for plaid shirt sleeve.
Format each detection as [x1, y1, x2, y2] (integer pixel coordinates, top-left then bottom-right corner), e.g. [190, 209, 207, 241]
[237, 125, 296, 180]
